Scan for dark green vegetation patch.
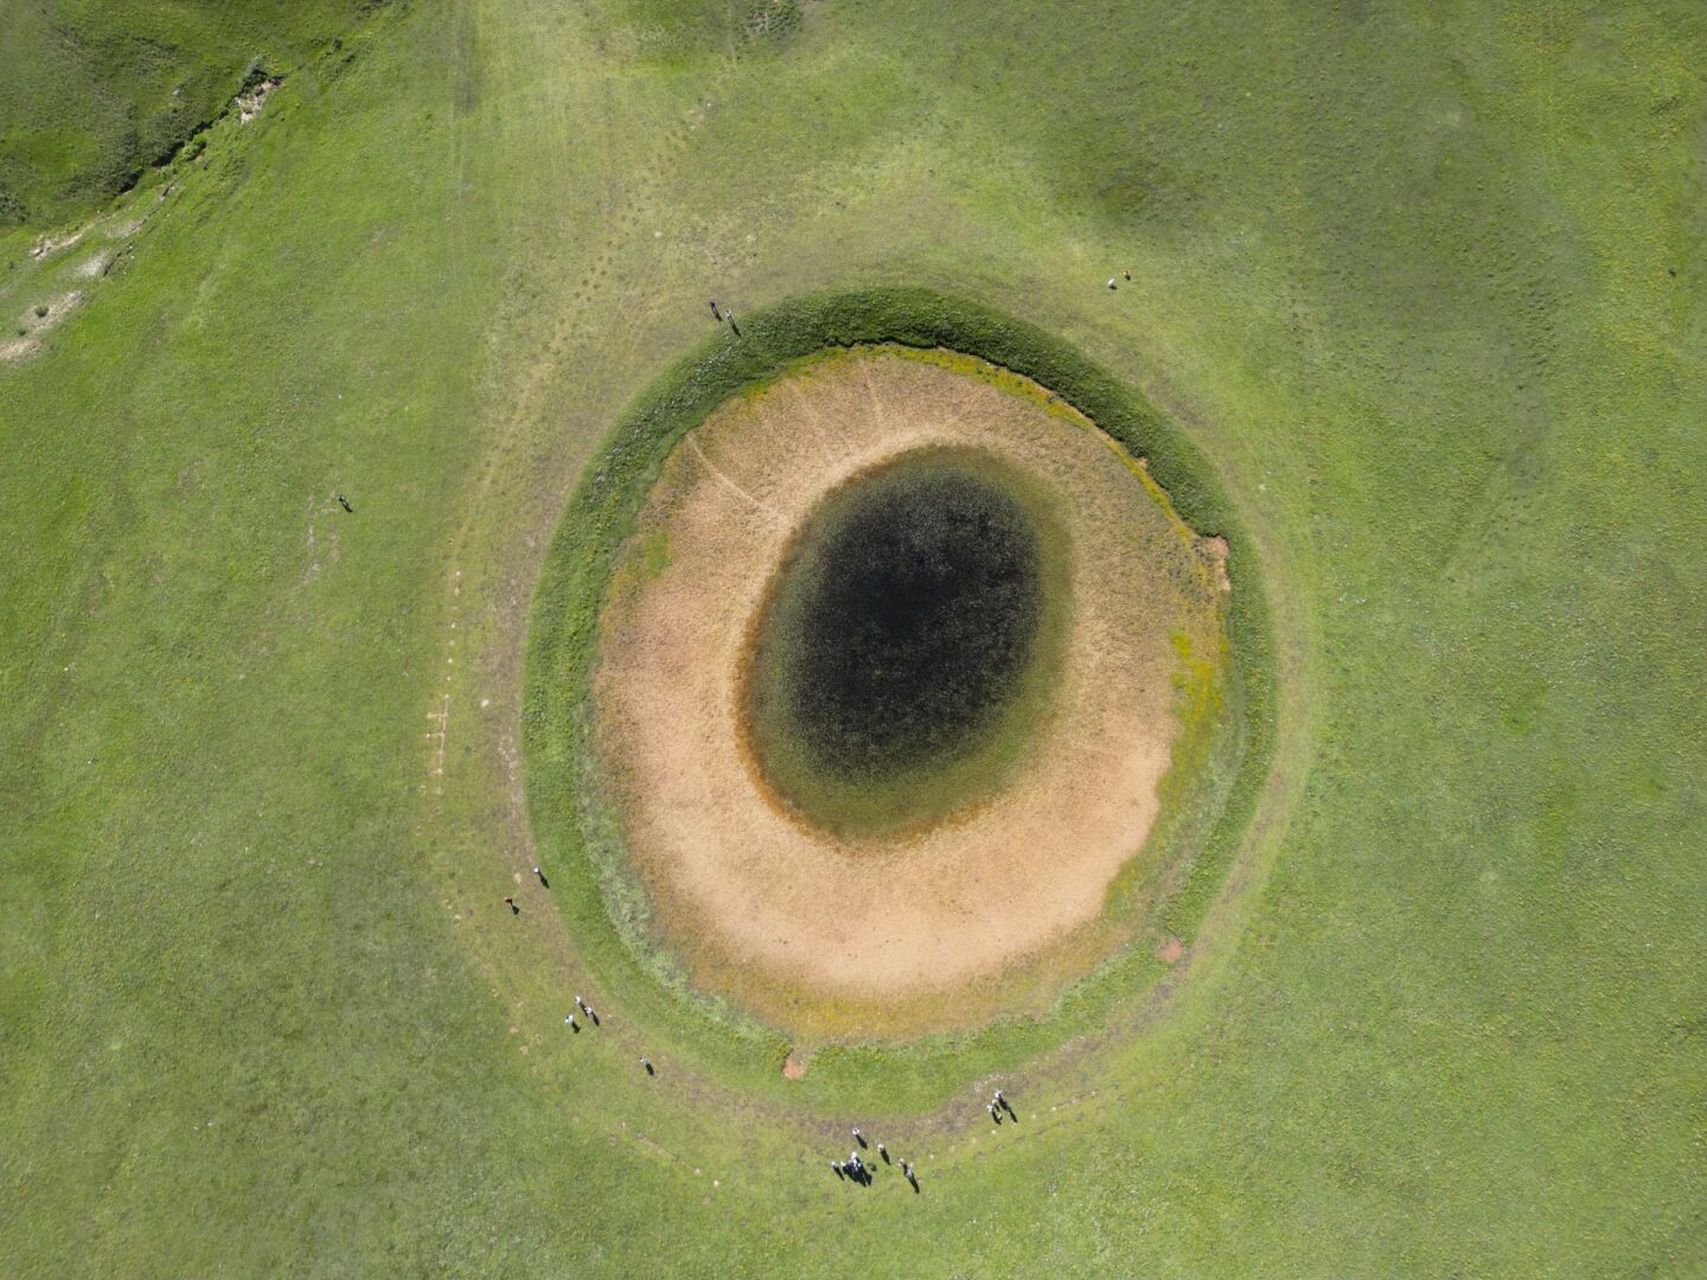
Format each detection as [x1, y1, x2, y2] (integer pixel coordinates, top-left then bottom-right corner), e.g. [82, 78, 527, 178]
[743, 446, 1067, 838]
[758, 453, 1043, 781]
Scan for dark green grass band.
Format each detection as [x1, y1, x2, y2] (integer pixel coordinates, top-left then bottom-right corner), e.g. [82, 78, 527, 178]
[522, 287, 1277, 1095]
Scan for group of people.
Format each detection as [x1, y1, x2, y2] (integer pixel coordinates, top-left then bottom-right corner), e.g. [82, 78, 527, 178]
[565, 991, 656, 1077]
[831, 1127, 920, 1192]
[564, 992, 600, 1033]
[835, 1090, 1014, 1193]
[520, 870, 1019, 1193]
[508, 874, 655, 1075]
[709, 298, 740, 336]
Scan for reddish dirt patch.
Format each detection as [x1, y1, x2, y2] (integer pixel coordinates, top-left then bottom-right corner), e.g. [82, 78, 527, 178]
[1157, 935, 1185, 965]
[1204, 535, 1233, 594]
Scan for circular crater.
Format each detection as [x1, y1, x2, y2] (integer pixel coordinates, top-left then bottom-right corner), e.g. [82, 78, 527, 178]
[743, 447, 1067, 838]
[587, 344, 1237, 1037]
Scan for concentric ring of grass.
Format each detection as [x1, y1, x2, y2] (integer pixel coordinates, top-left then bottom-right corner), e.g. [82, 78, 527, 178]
[522, 287, 1278, 1105]
[740, 445, 1072, 841]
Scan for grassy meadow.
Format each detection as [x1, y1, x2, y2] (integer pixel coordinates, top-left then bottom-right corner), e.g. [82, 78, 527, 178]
[1, 0, 1704, 1275]
[0, 0, 374, 227]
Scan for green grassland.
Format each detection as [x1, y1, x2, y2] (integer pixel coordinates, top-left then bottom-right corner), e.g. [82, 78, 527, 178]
[0, 0, 373, 227]
[2, 0, 1704, 1275]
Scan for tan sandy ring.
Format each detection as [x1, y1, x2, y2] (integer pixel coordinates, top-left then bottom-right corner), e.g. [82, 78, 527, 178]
[593, 346, 1227, 1014]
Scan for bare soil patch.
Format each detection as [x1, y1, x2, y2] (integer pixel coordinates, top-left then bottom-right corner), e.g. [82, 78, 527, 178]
[4, 291, 83, 365]
[30, 229, 85, 261]
[1204, 535, 1233, 594]
[237, 77, 284, 123]
[592, 347, 1228, 1035]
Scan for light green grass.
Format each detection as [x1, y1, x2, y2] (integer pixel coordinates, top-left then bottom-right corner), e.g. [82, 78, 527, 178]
[0, 0, 373, 228]
[2, 0, 1704, 1275]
